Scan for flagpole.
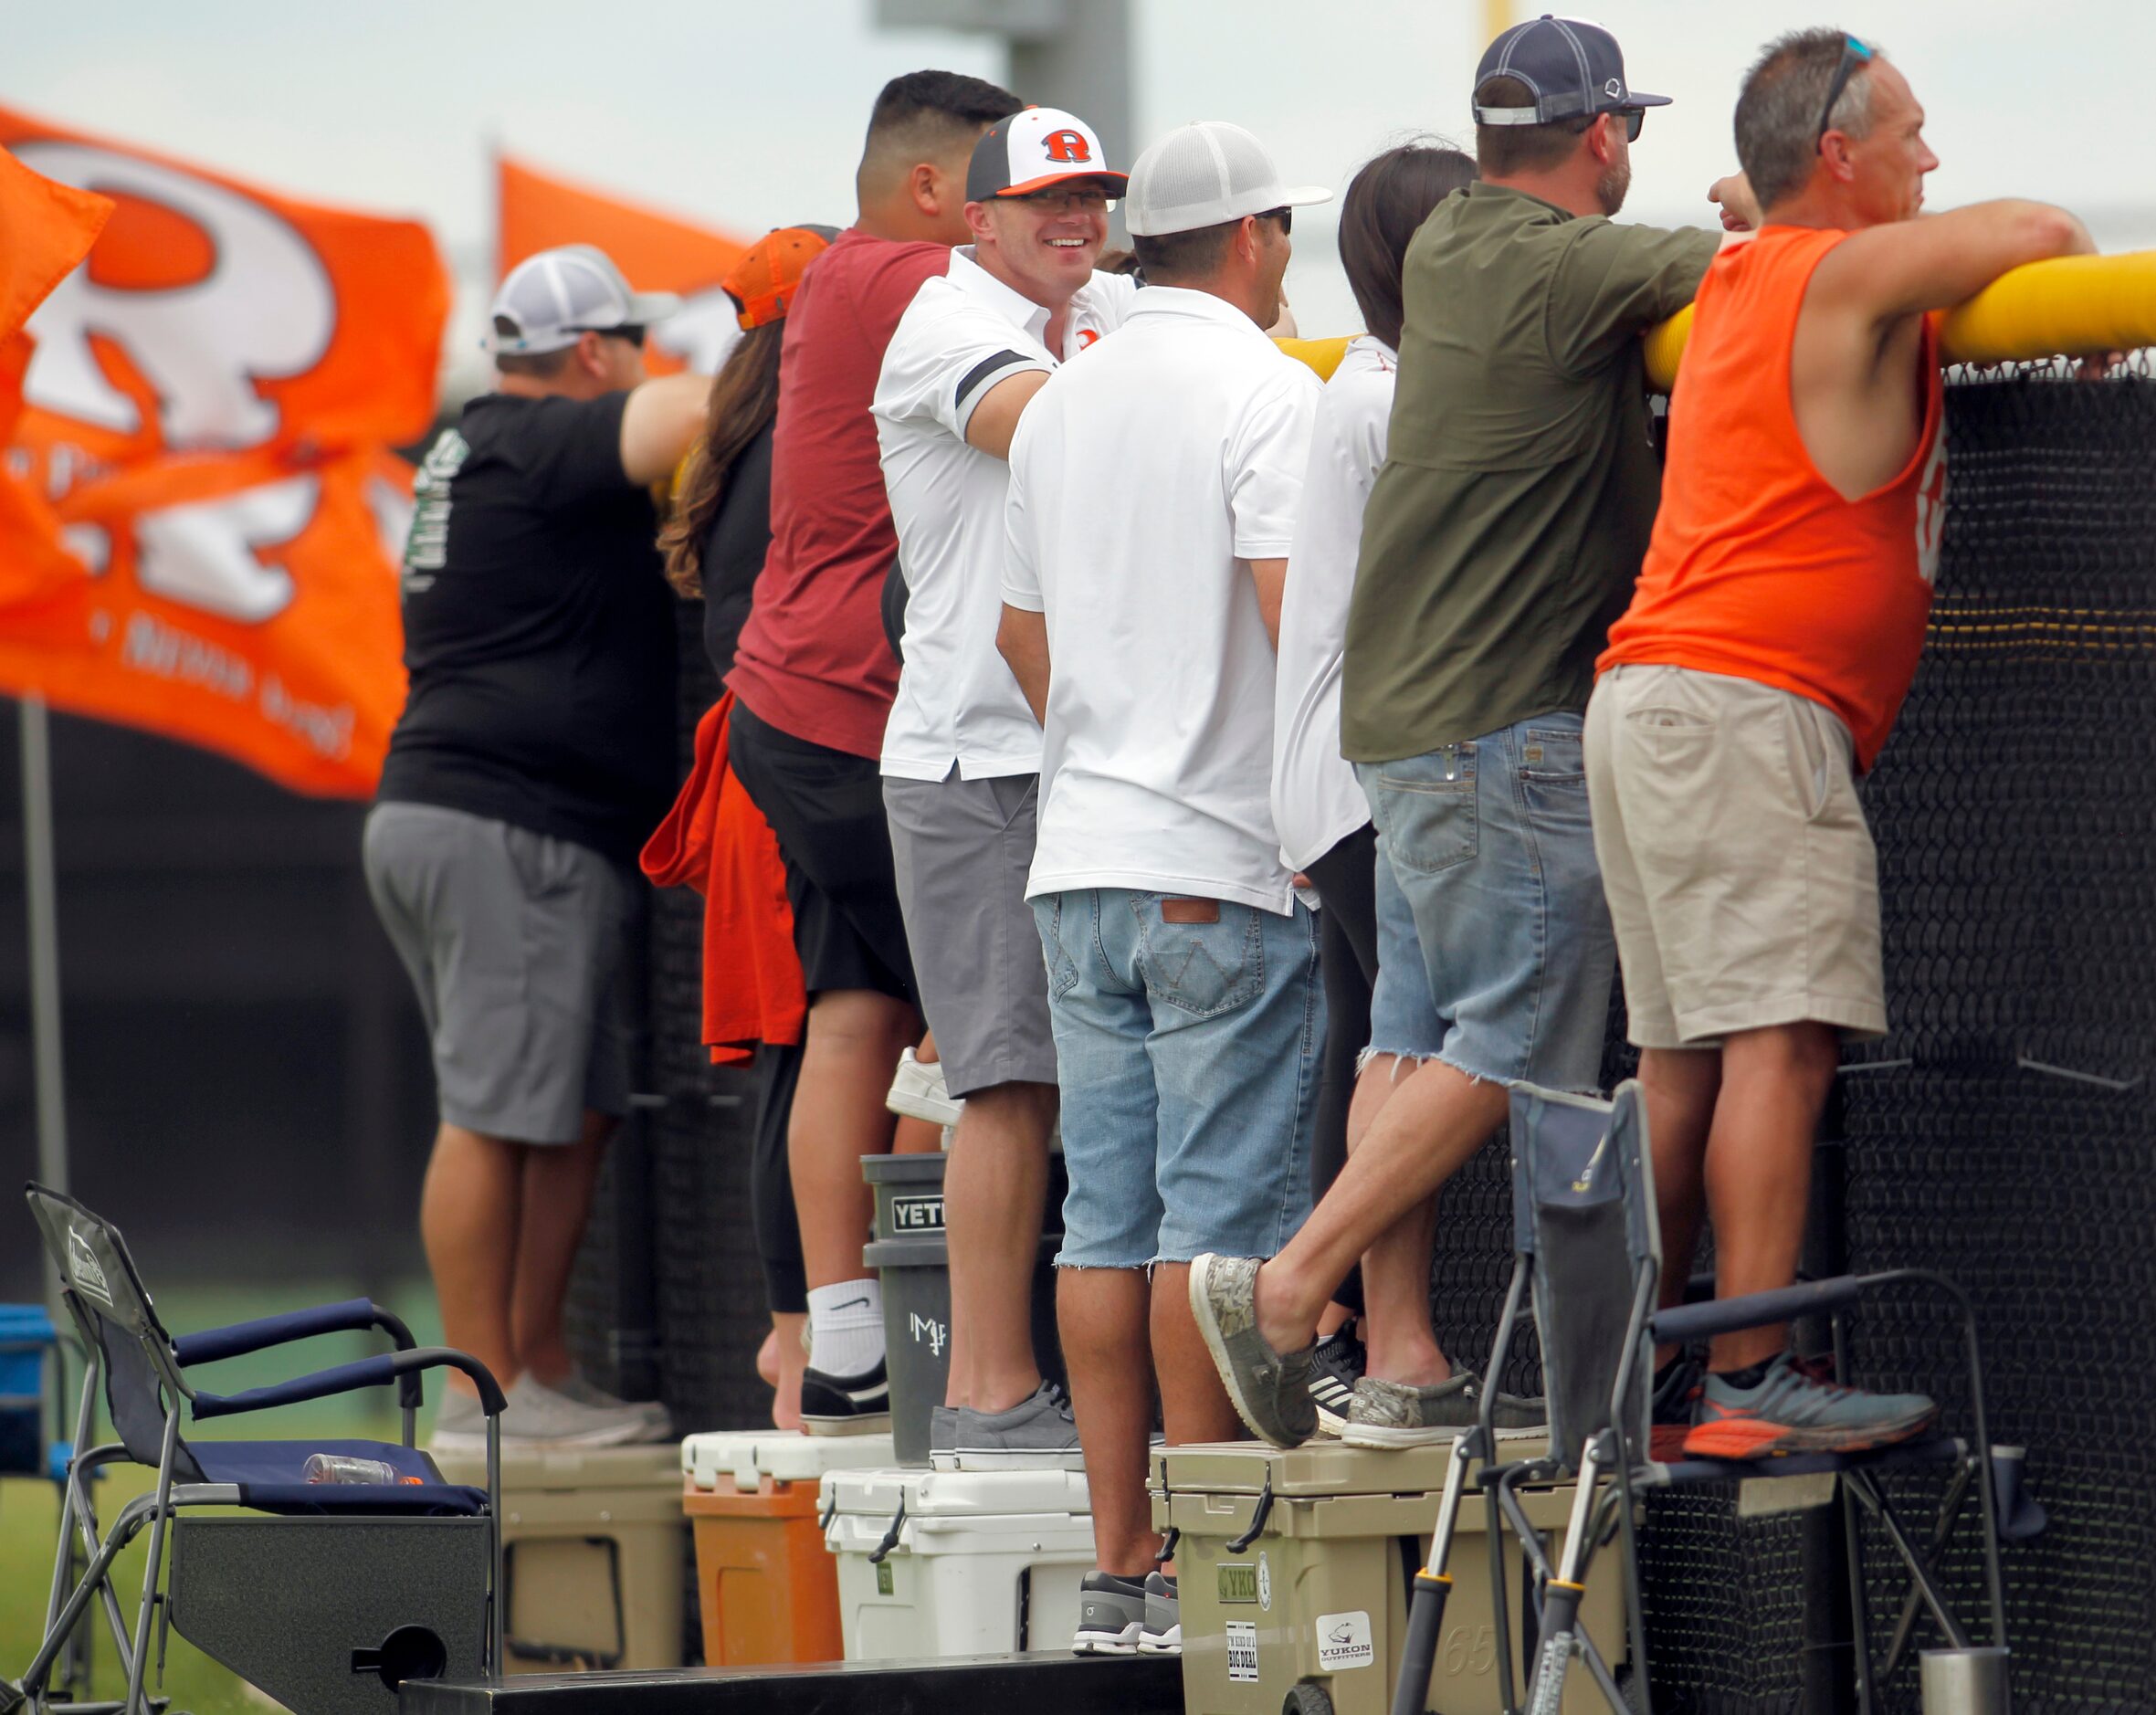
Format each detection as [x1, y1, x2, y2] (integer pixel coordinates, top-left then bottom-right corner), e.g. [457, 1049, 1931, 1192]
[23, 693, 70, 1214]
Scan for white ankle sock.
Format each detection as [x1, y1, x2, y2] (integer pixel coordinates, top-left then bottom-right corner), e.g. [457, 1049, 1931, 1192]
[806, 1279, 886, 1377]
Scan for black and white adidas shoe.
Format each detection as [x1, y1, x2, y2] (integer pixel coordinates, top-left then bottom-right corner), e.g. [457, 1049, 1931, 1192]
[801, 1357, 892, 1435]
[1309, 1326, 1366, 1437]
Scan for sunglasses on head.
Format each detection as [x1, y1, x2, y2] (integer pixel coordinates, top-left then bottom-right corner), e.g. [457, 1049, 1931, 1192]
[1815, 35, 1875, 144]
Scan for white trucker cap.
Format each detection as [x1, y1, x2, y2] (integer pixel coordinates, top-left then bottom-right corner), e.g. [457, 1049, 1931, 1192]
[486, 244, 681, 356]
[1123, 121, 1331, 238]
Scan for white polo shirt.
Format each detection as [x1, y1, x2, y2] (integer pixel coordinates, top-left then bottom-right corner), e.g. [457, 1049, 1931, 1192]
[1004, 286, 1320, 914]
[875, 248, 1137, 782]
[1273, 335, 1395, 871]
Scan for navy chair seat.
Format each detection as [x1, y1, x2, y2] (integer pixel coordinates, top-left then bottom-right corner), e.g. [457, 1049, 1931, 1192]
[187, 1438, 488, 1516]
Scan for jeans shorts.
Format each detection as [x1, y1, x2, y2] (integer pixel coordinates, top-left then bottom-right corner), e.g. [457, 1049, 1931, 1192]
[1364, 828, 1447, 1067]
[1356, 712, 1614, 1093]
[1033, 889, 1324, 1268]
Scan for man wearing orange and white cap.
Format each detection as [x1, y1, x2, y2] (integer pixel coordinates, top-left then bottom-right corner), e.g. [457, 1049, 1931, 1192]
[367, 243, 710, 1454]
[874, 107, 1134, 1478]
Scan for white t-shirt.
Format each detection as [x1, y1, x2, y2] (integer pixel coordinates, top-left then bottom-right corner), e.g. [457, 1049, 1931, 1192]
[1004, 286, 1320, 914]
[875, 249, 1138, 781]
[1272, 335, 1396, 870]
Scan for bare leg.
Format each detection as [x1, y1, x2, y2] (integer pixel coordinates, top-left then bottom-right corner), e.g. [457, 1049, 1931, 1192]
[1152, 1263, 1244, 1444]
[1254, 1060, 1508, 1358]
[941, 1080, 1058, 1411]
[510, 1110, 614, 1384]
[1637, 1046, 1722, 1363]
[1342, 1054, 1446, 1384]
[791, 989, 920, 1291]
[1058, 1267, 1157, 1577]
[1703, 1023, 1839, 1370]
[421, 1122, 523, 1397]
[772, 1311, 808, 1431]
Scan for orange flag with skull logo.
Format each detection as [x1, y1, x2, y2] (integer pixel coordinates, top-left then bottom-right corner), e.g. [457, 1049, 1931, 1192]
[0, 107, 448, 796]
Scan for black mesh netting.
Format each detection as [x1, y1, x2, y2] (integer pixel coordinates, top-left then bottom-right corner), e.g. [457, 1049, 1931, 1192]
[611, 371, 2156, 1705]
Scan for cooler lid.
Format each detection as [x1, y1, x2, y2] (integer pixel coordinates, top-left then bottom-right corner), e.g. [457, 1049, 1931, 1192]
[682, 1429, 898, 1491]
[822, 1463, 1091, 1518]
[1152, 1431, 1549, 1499]
[434, 1440, 682, 1490]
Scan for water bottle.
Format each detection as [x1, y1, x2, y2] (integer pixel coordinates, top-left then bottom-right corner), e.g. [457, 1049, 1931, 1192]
[302, 1453, 411, 1485]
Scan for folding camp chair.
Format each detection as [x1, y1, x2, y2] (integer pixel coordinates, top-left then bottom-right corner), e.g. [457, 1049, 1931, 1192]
[1391, 1082, 2031, 1715]
[5, 1184, 507, 1715]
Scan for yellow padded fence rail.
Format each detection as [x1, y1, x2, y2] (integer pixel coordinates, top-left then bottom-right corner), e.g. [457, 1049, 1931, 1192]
[1644, 249, 2156, 392]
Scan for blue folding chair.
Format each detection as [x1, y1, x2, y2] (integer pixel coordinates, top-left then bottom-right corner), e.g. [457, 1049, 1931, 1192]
[1390, 1082, 2035, 1715]
[4, 1184, 508, 1715]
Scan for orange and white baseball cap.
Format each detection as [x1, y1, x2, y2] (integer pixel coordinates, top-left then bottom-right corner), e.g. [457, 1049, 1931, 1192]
[966, 106, 1129, 202]
[720, 225, 837, 331]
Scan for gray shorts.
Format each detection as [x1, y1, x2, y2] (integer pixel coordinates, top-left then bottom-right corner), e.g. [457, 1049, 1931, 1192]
[883, 772, 1057, 1099]
[363, 802, 641, 1143]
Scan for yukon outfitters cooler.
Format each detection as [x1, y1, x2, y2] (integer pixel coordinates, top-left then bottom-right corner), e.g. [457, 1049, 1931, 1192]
[680, 1428, 895, 1665]
[860, 1152, 1066, 1465]
[1154, 1437, 1625, 1715]
[431, 1441, 687, 1673]
[822, 1464, 1097, 1658]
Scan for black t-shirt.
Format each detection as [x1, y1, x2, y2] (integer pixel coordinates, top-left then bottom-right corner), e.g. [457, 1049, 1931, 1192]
[377, 391, 678, 865]
[699, 419, 773, 683]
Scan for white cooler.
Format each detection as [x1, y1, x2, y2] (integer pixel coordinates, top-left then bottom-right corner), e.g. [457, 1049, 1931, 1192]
[821, 1466, 1097, 1658]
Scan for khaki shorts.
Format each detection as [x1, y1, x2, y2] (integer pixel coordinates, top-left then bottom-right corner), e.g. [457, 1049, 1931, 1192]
[1583, 665, 1886, 1049]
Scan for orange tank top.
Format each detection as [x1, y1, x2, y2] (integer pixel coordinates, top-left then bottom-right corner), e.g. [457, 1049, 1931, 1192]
[1598, 225, 1944, 771]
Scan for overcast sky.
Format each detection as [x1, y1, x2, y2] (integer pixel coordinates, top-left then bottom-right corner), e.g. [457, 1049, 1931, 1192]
[8, 0, 2152, 384]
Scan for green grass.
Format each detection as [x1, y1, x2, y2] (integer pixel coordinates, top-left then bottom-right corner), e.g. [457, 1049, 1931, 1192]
[3, 1277, 439, 1715]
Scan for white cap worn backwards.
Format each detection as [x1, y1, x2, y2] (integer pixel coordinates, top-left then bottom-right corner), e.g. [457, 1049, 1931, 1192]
[1122, 121, 1331, 238]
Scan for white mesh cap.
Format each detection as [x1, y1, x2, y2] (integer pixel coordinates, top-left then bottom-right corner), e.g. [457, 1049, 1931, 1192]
[1123, 121, 1331, 238]
[486, 244, 682, 356]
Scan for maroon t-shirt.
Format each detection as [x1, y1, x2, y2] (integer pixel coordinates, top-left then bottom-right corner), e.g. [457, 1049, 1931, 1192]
[726, 228, 949, 757]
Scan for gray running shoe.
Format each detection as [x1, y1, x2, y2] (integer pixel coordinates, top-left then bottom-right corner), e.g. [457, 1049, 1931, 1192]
[1341, 1370, 1546, 1449]
[1187, 1253, 1316, 1448]
[930, 1405, 960, 1470]
[1139, 1571, 1181, 1656]
[557, 1372, 671, 1441]
[1685, 1354, 1937, 1459]
[953, 1381, 1083, 1469]
[1072, 1571, 1147, 1655]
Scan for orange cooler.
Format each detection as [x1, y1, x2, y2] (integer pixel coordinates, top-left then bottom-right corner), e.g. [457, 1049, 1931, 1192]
[680, 1429, 896, 1665]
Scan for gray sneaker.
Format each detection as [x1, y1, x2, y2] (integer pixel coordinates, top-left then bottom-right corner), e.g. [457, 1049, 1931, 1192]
[556, 1372, 671, 1442]
[1341, 1370, 1546, 1449]
[930, 1405, 960, 1470]
[1139, 1572, 1180, 1655]
[426, 1387, 489, 1457]
[953, 1380, 1083, 1469]
[1187, 1253, 1316, 1448]
[500, 1375, 654, 1449]
[1072, 1571, 1147, 1655]
[1686, 1353, 1937, 1459]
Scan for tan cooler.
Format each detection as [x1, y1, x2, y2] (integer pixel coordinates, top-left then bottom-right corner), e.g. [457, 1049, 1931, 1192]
[1154, 1438, 1625, 1715]
[433, 1441, 687, 1673]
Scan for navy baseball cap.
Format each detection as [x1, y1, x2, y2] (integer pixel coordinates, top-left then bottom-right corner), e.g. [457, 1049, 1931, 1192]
[1472, 15, 1670, 127]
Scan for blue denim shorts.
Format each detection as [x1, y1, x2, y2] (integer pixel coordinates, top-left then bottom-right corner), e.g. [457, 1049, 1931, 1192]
[1033, 889, 1324, 1268]
[1364, 829, 1446, 1067]
[1356, 712, 1614, 1093]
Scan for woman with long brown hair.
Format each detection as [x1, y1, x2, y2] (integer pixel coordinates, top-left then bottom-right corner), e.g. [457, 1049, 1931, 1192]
[662, 225, 836, 682]
[657, 224, 831, 1426]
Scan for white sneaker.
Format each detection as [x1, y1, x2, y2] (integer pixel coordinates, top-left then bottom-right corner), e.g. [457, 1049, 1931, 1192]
[430, 1375, 657, 1453]
[886, 1047, 963, 1127]
[556, 1372, 672, 1441]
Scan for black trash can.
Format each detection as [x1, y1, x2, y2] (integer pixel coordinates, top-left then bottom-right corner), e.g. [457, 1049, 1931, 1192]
[860, 1152, 1067, 1466]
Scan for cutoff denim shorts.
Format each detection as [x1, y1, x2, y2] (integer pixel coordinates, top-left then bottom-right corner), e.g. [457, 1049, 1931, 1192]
[1356, 711, 1614, 1094]
[1033, 889, 1324, 1268]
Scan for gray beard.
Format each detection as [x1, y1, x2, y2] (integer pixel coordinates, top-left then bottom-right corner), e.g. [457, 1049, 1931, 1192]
[1596, 159, 1632, 216]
